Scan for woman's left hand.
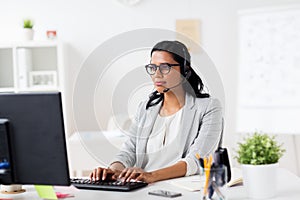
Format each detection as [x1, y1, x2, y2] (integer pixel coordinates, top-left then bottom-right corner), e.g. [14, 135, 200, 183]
[118, 167, 155, 183]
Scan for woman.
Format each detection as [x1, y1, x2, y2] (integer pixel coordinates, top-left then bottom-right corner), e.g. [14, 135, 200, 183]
[90, 40, 223, 183]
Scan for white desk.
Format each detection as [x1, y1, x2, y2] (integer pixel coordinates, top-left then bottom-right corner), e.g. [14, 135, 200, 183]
[1, 168, 299, 200]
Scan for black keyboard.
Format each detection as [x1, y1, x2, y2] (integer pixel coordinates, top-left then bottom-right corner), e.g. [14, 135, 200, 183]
[70, 178, 148, 192]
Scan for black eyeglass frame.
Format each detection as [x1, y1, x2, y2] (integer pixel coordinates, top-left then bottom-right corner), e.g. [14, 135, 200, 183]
[145, 63, 180, 75]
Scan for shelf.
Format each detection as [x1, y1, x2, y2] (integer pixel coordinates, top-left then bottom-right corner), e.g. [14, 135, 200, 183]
[0, 41, 64, 92]
[0, 88, 15, 93]
[0, 40, 60, 48]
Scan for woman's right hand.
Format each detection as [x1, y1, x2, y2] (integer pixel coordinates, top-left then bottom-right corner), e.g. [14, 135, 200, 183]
[89, 167, 118, 181]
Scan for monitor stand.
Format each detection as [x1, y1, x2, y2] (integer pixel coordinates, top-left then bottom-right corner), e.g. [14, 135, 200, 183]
[0, 184, 25, 194]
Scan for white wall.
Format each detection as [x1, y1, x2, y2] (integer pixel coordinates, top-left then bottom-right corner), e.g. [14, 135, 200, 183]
[1, 0, 299, 174]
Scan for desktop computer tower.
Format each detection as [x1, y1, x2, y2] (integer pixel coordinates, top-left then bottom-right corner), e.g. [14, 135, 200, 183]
[0, 119, 14, 184]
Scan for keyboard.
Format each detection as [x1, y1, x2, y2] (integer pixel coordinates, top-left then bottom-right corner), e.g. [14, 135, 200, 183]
[70, 178, 148, 192]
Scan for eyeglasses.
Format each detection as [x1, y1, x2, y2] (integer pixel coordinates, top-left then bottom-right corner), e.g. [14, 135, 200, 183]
[145, 63, 180, 75]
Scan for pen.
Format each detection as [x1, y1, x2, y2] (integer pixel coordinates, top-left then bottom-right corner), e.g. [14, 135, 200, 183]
[203, 155, 213, 199]
[208, 183, 214, 199]
[208, 164, 215, 199]
[202, 157, 208, 200]
[212, 181, 225, 200]
[195, 153, 204, 168]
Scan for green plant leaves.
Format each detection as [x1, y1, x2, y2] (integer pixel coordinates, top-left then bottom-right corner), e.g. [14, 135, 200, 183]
[236, 132, 285, 165]
[23, 19, 33, 29]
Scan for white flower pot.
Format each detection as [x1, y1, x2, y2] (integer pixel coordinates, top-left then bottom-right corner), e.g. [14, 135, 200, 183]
[22, 28, 34, 41]
[242, 163, 278, 199]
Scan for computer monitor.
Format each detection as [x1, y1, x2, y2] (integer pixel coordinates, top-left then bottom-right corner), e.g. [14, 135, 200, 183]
[0, 92, 70, 186]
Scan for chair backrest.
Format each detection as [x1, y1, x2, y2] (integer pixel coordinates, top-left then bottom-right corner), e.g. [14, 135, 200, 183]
[214, 118, 231, 182]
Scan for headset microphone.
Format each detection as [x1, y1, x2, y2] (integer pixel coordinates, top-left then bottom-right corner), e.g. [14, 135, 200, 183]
[162, 80, 184, 93]
[162, 71, 191, 93]
[163, 42, 191, 93]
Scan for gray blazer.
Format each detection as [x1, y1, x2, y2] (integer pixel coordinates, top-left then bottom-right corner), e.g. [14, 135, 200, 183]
[112, 92, 223, 173]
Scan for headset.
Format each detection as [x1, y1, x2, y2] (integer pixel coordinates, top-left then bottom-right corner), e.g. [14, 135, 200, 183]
[181, 46, 191, 79]
[162, 44, 191, 93]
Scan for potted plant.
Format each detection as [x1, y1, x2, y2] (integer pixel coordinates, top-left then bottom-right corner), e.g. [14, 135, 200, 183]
[22, 19, 34, 40]
[236, 132, 285, 199]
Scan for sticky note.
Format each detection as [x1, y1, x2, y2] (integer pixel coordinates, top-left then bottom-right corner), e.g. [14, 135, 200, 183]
[56, 192, 74, 198]
[34, 185, 57, 199]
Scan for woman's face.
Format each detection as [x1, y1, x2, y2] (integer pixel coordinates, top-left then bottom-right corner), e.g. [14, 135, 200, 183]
[150, 51, 183, 93]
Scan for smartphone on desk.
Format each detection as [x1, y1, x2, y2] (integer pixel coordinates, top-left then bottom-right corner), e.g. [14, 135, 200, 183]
[148, 190, 182, 198]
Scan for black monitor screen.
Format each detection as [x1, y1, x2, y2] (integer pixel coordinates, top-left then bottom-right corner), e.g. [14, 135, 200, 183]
[0, 92, 70, 185]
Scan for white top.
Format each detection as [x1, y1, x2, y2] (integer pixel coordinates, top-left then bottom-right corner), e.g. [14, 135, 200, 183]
[144, 107, 198, 175]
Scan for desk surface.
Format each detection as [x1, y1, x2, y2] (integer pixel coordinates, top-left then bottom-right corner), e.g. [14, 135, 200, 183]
[1, 168, 300, 200]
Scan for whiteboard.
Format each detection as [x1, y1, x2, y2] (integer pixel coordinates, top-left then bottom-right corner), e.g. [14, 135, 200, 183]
[237, 5, 300, 134]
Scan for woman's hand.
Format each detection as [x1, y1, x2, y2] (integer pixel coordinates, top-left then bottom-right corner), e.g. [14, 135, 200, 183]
[118, 167, 155, 183]
[89, 167, 119, 181]
[90, 162, 125, 181]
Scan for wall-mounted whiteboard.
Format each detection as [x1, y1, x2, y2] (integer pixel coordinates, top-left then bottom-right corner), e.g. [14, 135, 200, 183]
[237, 5, 300, 134]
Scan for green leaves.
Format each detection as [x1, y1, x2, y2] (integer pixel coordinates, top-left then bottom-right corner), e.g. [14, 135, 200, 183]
[236, 132, 285, 165]
[23, 19, 34, 29]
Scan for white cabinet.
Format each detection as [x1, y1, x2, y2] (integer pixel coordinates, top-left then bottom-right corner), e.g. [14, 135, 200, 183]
[0, 41, 64, 92]
[0, 41, 69, 134]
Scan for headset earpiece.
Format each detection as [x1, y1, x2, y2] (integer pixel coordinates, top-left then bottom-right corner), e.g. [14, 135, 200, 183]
[185, 70, 191, 79]
[182, 45, 190, 79]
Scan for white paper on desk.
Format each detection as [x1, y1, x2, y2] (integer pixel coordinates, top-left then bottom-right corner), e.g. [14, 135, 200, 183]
[168, 176, 205, 192]
[227, 168, 243, 187]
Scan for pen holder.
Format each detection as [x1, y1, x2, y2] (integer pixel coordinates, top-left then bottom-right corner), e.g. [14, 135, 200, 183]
[202, 165, 227, 200]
